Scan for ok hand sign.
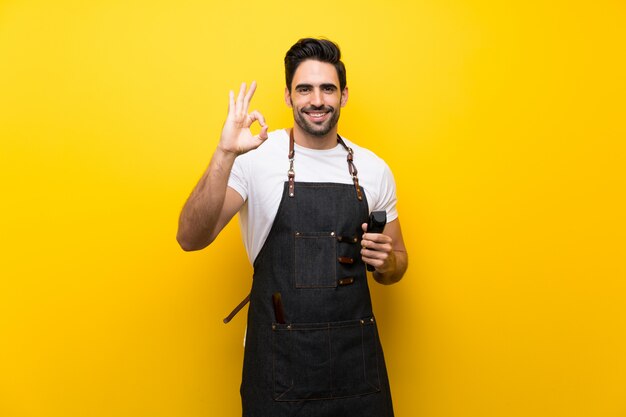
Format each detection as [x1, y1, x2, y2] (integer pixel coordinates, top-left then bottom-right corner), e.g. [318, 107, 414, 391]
[218, 81, 269, 156]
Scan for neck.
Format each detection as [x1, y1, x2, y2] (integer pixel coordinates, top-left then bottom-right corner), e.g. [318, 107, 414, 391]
[290, 124, 338, 150]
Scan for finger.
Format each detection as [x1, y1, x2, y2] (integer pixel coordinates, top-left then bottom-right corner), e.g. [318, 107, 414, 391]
[243, 81, 257, 114]
[366, 234, 392, 244]
[361, 248, 389, 262]
[362, 233, 392, 246]
[247, 110, 266, 127]
[244, 110, 269, 142]
[362, 242, 393, 254]
[361, 236, 392, 251]
[227, 90, 235, 116]
[236, 82, 246, 115]
[248, 110, 269, 141]
[361, 253, 384, 269]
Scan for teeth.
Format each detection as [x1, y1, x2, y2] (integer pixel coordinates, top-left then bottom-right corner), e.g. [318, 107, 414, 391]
[309, 113, 326, 117]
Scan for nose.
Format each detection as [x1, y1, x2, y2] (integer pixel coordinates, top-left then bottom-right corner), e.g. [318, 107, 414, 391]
[310, 88, 323, 107]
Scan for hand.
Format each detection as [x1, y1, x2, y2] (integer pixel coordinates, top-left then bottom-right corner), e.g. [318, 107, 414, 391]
[361, 222, 396, 274]
[218, 81, 269, 156]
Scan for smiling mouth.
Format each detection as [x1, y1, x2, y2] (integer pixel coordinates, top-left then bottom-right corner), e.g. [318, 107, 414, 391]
[303, 109, 332, 122]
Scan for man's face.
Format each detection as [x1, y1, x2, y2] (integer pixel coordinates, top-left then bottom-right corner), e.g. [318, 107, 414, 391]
[285, 60, 348, 137]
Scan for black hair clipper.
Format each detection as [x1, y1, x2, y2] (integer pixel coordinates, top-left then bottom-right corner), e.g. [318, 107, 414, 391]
[365, 211, 387, 271]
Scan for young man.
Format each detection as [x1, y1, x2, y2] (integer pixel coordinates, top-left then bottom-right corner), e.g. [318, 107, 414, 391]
[177, 38, 407, 417]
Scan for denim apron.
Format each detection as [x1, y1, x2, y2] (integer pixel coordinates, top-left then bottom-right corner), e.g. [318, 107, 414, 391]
[239, 130, 394, 417]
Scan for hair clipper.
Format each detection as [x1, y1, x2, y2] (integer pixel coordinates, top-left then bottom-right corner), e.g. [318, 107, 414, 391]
[365, 211, 387, 271]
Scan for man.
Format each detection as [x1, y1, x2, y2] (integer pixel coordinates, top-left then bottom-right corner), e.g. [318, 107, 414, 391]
[177, 38, 407, 417]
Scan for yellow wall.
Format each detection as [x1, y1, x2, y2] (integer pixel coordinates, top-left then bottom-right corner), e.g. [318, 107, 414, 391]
[1, 1, 625, 416]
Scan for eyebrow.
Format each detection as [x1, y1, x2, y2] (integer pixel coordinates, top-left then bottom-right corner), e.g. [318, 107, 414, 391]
[294, 83, 338, 90]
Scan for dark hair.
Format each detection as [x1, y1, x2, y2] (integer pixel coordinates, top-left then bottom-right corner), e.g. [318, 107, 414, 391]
[284, 38, 347, 92]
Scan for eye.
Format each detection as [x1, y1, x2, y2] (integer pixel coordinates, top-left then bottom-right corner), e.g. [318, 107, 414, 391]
[297, 86, 311, 94]
[323, 86, 336, 93]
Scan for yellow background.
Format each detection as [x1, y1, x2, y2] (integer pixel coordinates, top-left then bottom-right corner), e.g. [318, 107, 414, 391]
[1, 0, 625, 416]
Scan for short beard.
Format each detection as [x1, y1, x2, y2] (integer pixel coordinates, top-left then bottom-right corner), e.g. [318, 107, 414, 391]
[293, 106, 341, 137]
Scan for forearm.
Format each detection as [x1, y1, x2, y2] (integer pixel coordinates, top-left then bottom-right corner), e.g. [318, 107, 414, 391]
[177, 147, 237, 251]
[372, 250, 408, 285]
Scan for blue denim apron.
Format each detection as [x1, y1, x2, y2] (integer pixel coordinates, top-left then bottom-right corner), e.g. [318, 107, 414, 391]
[239, 132, 394, 417]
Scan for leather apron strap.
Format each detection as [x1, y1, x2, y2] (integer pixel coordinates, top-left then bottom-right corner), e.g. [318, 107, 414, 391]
[223, 293, 251, 324]
[288, 128, 362, 201]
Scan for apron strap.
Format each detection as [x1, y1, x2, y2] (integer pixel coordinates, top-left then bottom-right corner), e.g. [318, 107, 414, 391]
[288, 128, 362, 201]
[288, 129, 295, 198]
[337, 136, 364, 201]
[223, 293, 250, 324]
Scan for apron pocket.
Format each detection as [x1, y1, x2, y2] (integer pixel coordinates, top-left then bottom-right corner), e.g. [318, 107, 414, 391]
[294, 232, 337, 288]
[272, 318, 381, 401]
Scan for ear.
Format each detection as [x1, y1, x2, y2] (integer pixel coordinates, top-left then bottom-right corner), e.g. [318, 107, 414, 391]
[340, 87, 349, 107]
[284, 87, 292, 107]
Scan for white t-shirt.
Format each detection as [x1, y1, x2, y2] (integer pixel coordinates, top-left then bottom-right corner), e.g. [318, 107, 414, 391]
[228, 129, 398, 264]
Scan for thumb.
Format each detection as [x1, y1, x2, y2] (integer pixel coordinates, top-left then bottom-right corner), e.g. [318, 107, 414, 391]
[361, 222, 368, 233]
[259, 125, 269, 140]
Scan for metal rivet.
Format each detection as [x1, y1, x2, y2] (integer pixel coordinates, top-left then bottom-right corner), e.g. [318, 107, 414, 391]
[360, 319, 365, 324]
[272, 324, 276, 330]
[330, 232, 335, 237]
[370, 317, 374, 322]
[287, 325, 291, 330]
[353, 237, 358, 243]
[289, 193, 294, 197]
